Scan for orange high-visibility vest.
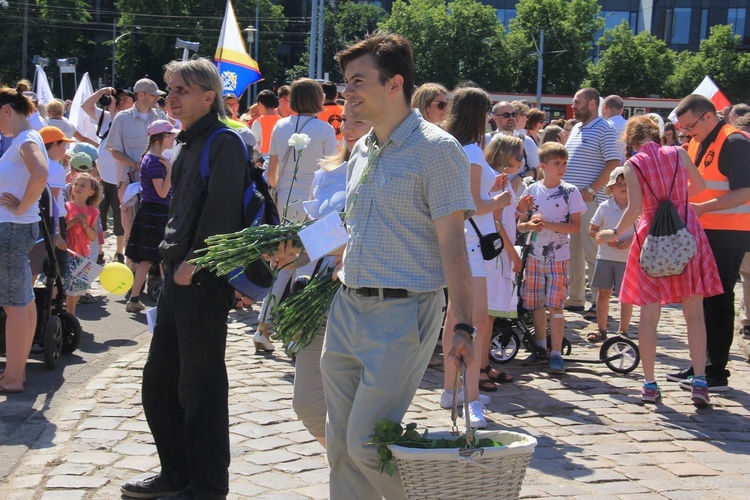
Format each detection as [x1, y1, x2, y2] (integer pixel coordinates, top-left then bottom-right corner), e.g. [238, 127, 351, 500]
[257, 114, 280, 154]
[687, 124, 750, 231]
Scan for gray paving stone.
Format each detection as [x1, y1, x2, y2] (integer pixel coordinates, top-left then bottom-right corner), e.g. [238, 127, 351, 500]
[48, 463, 96, 476]
[79, 416, 125, 430]
[660, 462, 721, 477]
[112, 442, 157, 456]
[45, 475, 109, 488]
[274, 457, 328, 473]
[245, 449, 301, 466]
[40, 491, 87, 500]
[113, 455, 161, 471]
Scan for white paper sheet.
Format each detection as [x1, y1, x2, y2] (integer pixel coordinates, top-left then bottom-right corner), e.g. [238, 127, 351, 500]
[298, 211, 347, 262]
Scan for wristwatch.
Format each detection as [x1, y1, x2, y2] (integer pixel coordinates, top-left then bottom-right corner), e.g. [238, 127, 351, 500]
[454, 323, 477, 341]
[585, 186, 595, 194]
[612, 227, 619, 235]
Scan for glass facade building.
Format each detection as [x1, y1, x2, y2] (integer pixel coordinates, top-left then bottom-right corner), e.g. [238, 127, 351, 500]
[482, 1, 748, 53]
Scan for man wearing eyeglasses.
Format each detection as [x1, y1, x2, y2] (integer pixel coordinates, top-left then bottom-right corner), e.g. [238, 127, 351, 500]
[563, 87, 620, 317]
[669, 94, 750, 392]
[491, 101, 539, 192]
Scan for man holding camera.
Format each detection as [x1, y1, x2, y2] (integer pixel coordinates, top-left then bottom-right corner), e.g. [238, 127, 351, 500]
[82, 87, 135, 262]
[106, 79, 168, 255]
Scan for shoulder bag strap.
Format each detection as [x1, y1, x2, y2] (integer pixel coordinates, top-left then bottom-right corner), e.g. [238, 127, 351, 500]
[468, 217, 483, 238]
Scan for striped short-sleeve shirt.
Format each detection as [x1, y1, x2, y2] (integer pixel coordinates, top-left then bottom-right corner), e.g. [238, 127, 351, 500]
[564, 116, 620, 202]
[340, 113, 475, 292]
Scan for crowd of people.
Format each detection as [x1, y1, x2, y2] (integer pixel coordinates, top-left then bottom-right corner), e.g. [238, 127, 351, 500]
[1, 31, 750, 499]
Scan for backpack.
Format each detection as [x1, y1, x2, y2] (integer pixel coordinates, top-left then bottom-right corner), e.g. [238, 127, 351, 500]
[200, 126, 280, 300]
[632, 151, 696, 278]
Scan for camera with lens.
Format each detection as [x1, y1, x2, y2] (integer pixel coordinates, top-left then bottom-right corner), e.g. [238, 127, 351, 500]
[98, 94, 119, 107]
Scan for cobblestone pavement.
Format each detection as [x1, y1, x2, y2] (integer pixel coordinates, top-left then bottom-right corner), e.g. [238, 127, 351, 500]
[1, 287, 749, 499]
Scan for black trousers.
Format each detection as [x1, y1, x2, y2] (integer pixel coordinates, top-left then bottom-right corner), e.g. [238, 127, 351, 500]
[100, 181, 124, 236]
[703, 231, 746, 378]
[142, 263, 234, 498]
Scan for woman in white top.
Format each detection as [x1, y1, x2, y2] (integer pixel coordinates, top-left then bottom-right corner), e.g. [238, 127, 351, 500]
[0, 86, 50, 393]
[441, 87, 511, 429]
[256, 78, 338, 351]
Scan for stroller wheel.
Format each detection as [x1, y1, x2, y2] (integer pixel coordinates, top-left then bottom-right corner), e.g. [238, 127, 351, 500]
[43, 316, 63, 369]
[59, 311, 83, 355]
[600, 336, 640, 374]
[546, 335, 572, 356]
[489, 325, 520, 364]
[147, 279, 163, 301]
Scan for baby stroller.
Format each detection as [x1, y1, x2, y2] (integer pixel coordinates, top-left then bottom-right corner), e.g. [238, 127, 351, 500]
[0, 186, 83, 369]
[489, 232, 640, 374]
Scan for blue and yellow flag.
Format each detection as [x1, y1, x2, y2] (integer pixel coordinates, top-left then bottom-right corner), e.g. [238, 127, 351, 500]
[215, 0, 262, 98]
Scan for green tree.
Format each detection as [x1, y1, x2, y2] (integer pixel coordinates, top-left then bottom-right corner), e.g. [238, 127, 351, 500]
[585, 21, 675, 97]
[114, 0, 286, 90]
[666, 25, 750, 102]
[0, 0, 92, 88]
[379, 0, 508, 89]
[287, 1, 386, 82]
[506, 0, 603, 94]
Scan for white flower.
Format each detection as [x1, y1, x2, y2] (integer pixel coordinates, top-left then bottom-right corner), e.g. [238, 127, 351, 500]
[288, 133, 311, 152]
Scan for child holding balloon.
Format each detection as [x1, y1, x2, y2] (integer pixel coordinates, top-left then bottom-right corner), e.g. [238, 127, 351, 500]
[64, 172, 102, 317]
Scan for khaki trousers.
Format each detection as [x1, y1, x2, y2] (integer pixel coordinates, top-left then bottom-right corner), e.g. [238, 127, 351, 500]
[321, 287, 444, 500]
[567, 200, 599, 308]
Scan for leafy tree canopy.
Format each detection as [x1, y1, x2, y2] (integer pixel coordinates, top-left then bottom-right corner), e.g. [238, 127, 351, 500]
[585, 21, 675, 98]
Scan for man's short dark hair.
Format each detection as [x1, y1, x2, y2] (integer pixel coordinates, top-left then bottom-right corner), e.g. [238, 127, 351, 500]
[278, 85, 291, 99]
[257, 89, 278, 109]
[675, 94, 716, 118]
[320, 81, 338, 102]
[336, 32, 414, 106]
[603, 95, 623, 112]
[578, 87, 600, 104]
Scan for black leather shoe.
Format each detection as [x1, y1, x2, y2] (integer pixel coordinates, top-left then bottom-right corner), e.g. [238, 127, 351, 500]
[563, 305, 584, 312]
[121, 474, 185, 499]
[665, 365, 693, 382]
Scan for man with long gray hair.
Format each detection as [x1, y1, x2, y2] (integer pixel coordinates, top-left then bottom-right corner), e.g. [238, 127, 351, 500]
[121, 58, 247, 500]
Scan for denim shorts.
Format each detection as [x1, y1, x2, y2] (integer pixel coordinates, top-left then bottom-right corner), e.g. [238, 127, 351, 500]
[0, 222, 40, 307]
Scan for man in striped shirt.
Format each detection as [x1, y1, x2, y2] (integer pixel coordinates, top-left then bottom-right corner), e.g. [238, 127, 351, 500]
[564, 87, 621, 316]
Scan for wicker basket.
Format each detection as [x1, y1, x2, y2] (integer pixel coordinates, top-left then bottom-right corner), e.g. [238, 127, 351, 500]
[388, 430, 536, 500]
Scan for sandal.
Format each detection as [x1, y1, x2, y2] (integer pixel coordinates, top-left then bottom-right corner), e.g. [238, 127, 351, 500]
[78, 293, 98, 304]
[586, 328, 608, 342]
[481, 364, 513, 383]
[234, 298, 245, 310]
[583, 307, 597, 321]
[478, 378, 497, 392]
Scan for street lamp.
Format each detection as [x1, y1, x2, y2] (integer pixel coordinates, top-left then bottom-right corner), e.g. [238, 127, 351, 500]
[112, 25, 140, 87]
[243, 25, 257, 108]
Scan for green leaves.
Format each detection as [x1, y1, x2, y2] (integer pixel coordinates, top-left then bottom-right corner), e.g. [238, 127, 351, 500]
[368, 419, 505, 476]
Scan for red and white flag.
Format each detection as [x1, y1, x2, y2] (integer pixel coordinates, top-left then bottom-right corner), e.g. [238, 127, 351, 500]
[669, 75, 731, 124]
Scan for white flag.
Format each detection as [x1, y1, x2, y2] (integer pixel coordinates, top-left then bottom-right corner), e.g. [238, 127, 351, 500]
[35, 65, 55, 104]
[68, 73, 99, 144]
[668, 75, 731, 124]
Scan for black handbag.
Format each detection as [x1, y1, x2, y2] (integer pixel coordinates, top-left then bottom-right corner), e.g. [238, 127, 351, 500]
[469, 218, 504, 260]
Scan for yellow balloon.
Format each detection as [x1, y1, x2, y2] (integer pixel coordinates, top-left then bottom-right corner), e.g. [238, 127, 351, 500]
[99, 262, 134, 294]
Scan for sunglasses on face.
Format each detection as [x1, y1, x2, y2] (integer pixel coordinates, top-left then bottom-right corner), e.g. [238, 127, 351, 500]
[494, 112, 517, 119]
[431, 101, 448, 110]
[514, 154, 524, 162]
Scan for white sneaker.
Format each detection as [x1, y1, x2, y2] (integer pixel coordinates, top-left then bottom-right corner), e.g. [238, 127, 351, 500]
[439, 390, 490, 409]
[462, 400, 487, 429]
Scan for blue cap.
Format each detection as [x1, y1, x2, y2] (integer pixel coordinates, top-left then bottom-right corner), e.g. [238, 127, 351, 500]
[73, 142, 99, 162]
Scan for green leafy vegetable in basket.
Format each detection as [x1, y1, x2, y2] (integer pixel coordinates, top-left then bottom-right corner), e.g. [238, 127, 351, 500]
[368, 419, 504, 476]
[272, 269, 342, 354]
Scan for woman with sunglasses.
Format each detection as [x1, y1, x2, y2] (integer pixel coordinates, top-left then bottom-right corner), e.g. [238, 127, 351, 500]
[412, 83, 450, 125]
